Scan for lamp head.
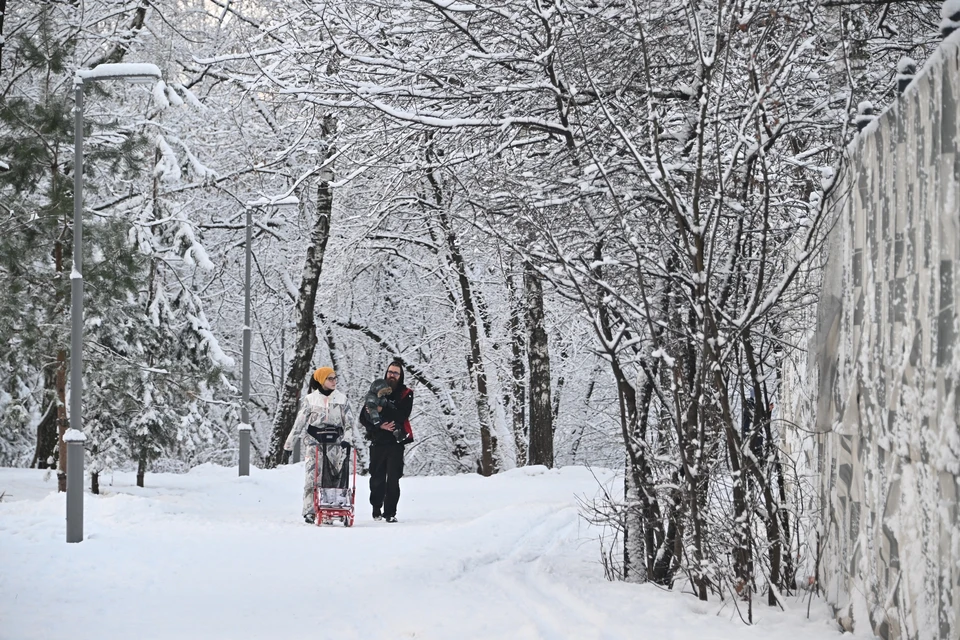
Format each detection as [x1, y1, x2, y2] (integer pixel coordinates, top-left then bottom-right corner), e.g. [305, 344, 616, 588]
[245, 195, 300, 209]
[76, 63, 162, 85]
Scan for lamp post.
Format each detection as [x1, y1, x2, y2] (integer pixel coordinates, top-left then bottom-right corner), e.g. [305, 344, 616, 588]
[68, 63, 162, 543]
[239, 195, 298, 477]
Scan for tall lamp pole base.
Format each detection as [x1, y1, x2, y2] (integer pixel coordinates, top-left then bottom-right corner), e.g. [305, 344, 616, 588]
[65, 429, 86, 543]
[238, 423, 251, 476]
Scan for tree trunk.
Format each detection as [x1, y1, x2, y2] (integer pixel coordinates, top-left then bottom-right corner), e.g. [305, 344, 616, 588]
[775, 450, 794, 593]
[552, 345, 566, 423]
[34, 237, 66, 476]
[265, 194, 330, 467]
[623, 460, 646, 582]
[87, 4, 147, 67]
[91, 471, 100, 495]
[55, 222, 67, 490]
[36, 236, 70, 493]
[265, 119, 336, 467]
[590, 250, 663, 584]
[505, 272, 527, 466]
[706, 311, 750, 601]
[426, 154, 498, 475]
[55, 349, 67, 492]
[569, 375, 597, 463]
[136, 445, 147, 487]
[321, 321, 340, 379]
[743, 336, 787, 606]
[443, 209, 497, 475]
[33, 365, 59, 470]
[0, 0, 6, 76]
[524, 263, 553, 468]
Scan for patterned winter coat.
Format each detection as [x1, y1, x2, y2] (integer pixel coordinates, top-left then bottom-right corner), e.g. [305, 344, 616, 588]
[284, 389, 355, 515]
[285, 389, 353, 449]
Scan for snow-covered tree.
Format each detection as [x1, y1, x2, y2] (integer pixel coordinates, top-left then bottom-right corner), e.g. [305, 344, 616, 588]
[1, 0, 240, 485]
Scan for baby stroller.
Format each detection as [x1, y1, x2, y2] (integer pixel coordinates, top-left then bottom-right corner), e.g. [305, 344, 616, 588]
[306, 423, 356, 527]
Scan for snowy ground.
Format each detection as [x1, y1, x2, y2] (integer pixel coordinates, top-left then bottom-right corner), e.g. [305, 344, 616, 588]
[1, 463, 857, 640]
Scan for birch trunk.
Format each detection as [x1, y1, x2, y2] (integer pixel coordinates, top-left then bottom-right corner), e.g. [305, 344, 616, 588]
[505, 272, 527, 466]
[0, 0, 6, 76]
[524, 263, 553, 468]
[265, 119, 336, 467]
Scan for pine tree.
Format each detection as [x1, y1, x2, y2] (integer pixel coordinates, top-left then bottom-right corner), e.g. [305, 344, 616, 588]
[0, 5, 77, 476]
[1, 1, 237, 482]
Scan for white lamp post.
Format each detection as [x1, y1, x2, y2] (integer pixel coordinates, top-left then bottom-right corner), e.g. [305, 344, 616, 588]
[68, 63, 162, 543]
[238, 195, 299, 476]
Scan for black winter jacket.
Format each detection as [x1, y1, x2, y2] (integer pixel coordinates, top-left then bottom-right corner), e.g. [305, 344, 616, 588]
[360, 377, 414, 446]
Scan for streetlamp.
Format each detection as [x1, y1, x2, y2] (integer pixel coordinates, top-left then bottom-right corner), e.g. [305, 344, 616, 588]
[238, 195, 299, 477]
[68, 63, 162, 543]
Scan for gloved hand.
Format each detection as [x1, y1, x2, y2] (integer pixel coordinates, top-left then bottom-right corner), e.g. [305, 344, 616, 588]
[280, 450, 292, 465]
[339, 441, 352, 451]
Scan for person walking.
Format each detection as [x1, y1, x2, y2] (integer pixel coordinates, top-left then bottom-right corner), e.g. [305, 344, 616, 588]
[284, 367, 353, 524]
[359, 359, 413, 523]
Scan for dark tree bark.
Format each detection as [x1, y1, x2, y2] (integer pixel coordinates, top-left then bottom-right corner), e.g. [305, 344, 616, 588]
[265, 118, 336, 467]
[589, 246, 675, 586]
[136, 445, 147, 487]
[524, 263, 553, 468]
[743, 336, 788, 606]
[321, 321, 340, 379]
[595, 301, 649, 582]
[703, 309, 750, 602]
[87, 3, 148, 68]
[425, 148, 498, 475]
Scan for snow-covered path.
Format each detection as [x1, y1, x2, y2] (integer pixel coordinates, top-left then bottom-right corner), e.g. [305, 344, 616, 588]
[0, 464, 849, 639]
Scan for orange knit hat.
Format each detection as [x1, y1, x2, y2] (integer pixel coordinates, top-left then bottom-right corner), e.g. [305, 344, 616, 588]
[313, 367, 335, 386]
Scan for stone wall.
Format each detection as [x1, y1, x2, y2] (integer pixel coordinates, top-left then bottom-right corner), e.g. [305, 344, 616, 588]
[809, 34, 960, 640]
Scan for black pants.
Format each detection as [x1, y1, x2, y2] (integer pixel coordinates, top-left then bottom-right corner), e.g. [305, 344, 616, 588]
[369, 443, 404, 518]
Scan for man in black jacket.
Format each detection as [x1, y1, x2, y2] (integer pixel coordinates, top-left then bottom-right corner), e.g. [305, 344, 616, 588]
[360, 359, 413, 522]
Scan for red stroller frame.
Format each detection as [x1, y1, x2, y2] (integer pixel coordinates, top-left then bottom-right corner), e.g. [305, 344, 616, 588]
[312, 442, 357, 527]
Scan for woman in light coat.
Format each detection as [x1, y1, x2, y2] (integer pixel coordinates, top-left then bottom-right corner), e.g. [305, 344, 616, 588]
[284, 367, 354, 523]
